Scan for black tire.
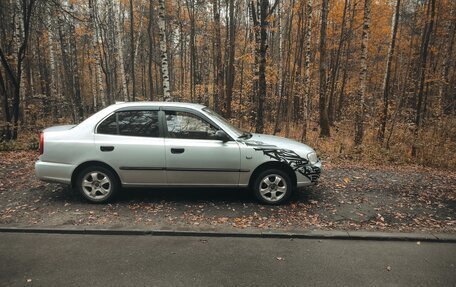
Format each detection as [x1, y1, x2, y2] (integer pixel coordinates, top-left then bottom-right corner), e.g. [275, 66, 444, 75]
[252, 169, 293, 205]
[75, 165, 119, 203]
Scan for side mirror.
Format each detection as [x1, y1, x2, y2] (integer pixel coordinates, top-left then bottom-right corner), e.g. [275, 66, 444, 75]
[215, 130, 230, 142]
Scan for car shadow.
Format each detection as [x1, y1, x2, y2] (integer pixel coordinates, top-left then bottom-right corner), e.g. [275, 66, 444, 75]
[117, 187, 316, 205]
[48, 185, 315, 206]
[116, 187, 255, 204]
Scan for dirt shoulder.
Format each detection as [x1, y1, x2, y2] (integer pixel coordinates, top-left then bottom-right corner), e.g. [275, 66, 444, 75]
[0, 151, 455, 233]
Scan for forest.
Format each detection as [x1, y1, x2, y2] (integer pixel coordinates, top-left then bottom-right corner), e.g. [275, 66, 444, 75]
[0, 0, 455, 169]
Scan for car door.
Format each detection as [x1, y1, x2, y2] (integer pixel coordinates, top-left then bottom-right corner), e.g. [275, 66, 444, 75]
[163, 108, 241, 186]
[94, 108, 166, 186]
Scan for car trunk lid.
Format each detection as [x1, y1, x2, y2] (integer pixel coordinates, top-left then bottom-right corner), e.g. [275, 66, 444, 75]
[43, 125, 77, 132]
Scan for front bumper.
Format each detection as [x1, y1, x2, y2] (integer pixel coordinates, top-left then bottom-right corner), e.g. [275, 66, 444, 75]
[304, 165, 322, 183]
[296, 161, 322, 187]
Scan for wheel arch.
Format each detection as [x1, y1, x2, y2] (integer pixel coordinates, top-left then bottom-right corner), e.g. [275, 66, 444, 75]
[249, 161, 297, 189]
[71, 161, 121, 188]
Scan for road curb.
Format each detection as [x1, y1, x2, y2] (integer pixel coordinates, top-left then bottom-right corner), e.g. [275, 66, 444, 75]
[1, 227, 455, 242]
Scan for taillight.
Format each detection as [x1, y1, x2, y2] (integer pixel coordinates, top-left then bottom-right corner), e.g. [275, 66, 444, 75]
[39, 132, 44, 155]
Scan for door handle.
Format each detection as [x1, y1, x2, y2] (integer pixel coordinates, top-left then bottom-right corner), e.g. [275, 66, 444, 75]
[100, 146, 114, 152]
[171, 148, 185, 154]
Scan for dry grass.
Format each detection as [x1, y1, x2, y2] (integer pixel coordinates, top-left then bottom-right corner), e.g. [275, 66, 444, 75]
[268, 118, 456, 171]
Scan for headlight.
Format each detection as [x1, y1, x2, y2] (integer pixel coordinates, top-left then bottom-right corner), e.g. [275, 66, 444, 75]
[307, 152, 318, 164]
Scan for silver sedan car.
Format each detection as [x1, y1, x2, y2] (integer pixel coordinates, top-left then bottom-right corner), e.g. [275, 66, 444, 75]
[35, 102, 321, 204]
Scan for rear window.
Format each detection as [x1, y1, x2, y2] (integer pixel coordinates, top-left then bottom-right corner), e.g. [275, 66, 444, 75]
[97, 111, 160, 137]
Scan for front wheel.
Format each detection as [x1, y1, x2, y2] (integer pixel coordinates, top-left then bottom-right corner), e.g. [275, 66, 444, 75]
[253, 169, 293, 205]
[76, 166, 119, 203]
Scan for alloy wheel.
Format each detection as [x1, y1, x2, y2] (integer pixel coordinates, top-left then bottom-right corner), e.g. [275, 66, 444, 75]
[81, 171, 112, 200]
[258, 174, 287, 203]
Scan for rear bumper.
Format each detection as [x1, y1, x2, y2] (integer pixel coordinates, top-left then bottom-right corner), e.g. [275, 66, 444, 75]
[35, 160, 75, 185]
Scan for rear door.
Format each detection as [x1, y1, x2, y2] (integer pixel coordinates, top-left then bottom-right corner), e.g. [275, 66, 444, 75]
[94, 107, 166, 186]
[163, 108, 241, 186]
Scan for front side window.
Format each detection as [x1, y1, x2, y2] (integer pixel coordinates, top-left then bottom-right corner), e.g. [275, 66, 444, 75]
[97, 110, 160, 137]
[202, 107, 243, 137]
[165, 111, 218, 140]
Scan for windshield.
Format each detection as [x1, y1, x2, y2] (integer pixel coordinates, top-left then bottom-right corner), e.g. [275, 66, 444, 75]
[202, 107, 243, 137]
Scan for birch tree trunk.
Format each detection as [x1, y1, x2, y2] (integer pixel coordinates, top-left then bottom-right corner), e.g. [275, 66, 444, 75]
[114, 1, 128, 101]
[68, 4, 84, 121]
[354, 0, 371, 146]
[158, 0, 171, 101]
[129, 0, 136, 101]
[134, 0, 147, 60]
[94, 19, 106, 107]
[278, 0, 283, 129]
[185, 0, 196, 102]
[16, 1, 26, 125]
[256, 0, 268, 133]
[88, 0, 105, 110]
[147, 0, 155, 101]
[225, 0, 235, 118]
[378, 0, 401, 143]
[319, 0, 330, 138]
[301, 0, 312, 141]
[284, 1, 295, 138]
[47, 5, 59, 118]
[212, 0, 223, 112]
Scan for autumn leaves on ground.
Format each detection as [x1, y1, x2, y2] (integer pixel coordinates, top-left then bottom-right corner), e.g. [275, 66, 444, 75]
[1, 0, 456, 234]
[1, 151, 454, 233]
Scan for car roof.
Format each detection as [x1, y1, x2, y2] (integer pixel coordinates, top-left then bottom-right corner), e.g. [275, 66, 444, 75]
[112, 101, 206, 110]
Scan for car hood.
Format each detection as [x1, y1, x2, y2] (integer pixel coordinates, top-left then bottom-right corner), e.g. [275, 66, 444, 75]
[241, 133, 315, 155]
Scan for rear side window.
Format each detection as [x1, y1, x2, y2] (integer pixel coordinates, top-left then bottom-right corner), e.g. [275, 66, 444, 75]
[97, 110, 160, 137]
[97, 114, 117, 135]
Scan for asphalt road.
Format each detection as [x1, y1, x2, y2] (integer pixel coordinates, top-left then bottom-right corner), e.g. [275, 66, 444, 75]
[0, 233, 455, 287]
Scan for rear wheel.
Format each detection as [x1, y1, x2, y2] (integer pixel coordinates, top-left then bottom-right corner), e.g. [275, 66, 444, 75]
[76, 166, 118, 203]
[253, 169, 293, 205]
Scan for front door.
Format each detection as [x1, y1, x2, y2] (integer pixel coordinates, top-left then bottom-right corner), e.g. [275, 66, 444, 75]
[163, 109, 241, 186]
